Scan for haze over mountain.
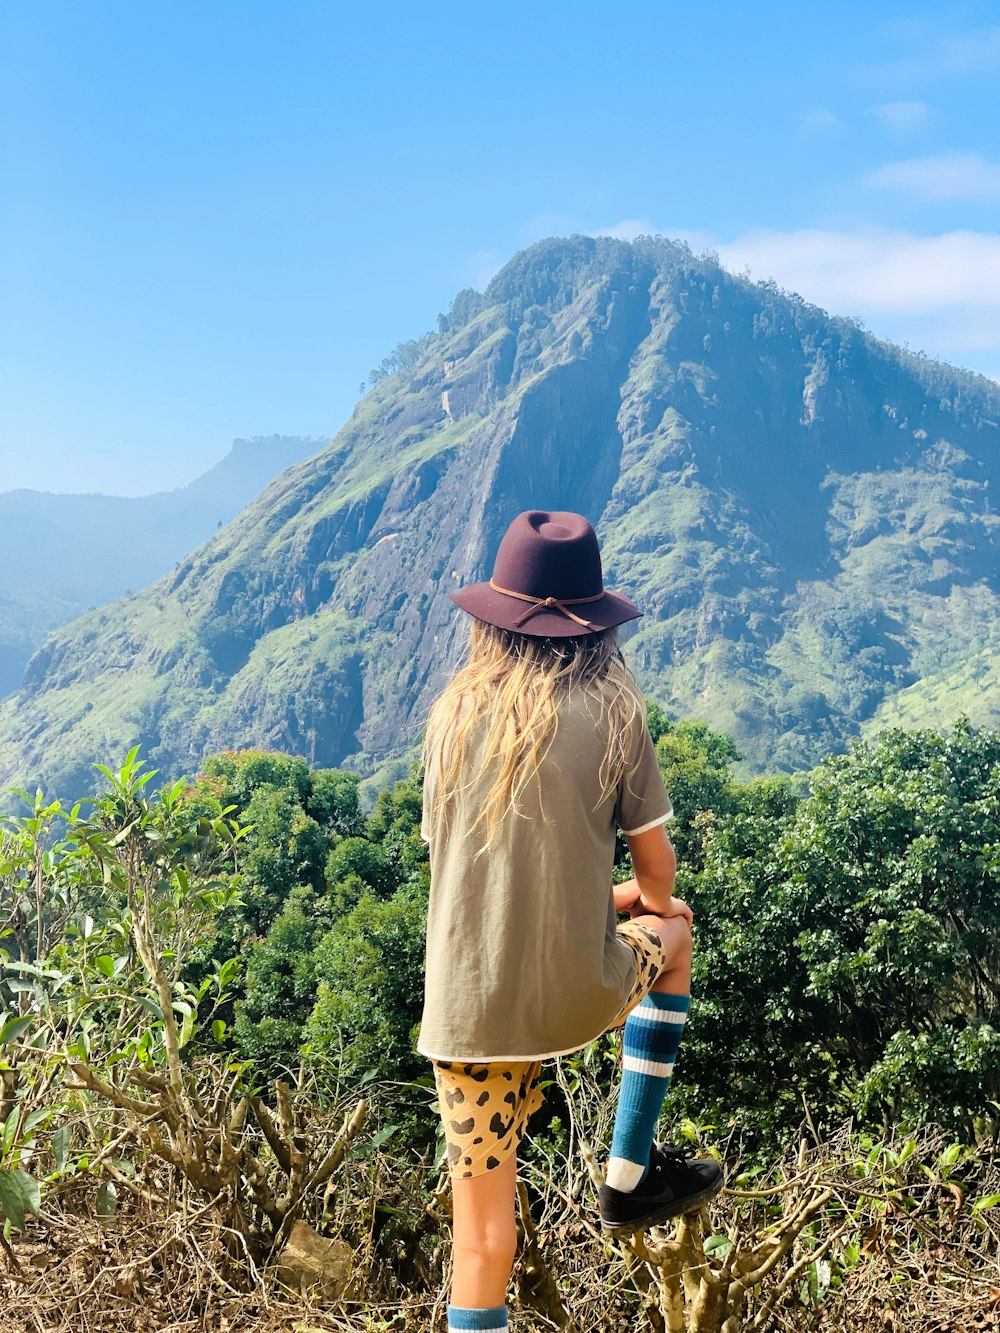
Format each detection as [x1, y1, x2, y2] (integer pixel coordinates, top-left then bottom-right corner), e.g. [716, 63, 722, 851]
[2, 234, 1000, 802]
[0, 436, 324, 697]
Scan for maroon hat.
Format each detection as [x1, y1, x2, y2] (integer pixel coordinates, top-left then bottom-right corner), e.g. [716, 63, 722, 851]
[449, 510, 642, 638]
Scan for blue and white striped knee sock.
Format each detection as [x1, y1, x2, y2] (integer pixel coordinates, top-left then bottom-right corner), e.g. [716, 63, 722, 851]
[447, 1306, 508, 1331]
[606, 991, 690, 1192]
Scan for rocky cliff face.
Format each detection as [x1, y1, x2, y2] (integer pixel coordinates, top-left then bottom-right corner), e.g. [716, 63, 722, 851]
[3, 235, 1000, 799]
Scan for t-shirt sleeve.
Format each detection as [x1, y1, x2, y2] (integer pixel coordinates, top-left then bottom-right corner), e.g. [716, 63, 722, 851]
[614, 718, 673, 836]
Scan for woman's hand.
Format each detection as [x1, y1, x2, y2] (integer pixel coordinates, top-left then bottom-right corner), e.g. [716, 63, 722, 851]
[662, 895, 693, 926]
[612, 879, 642, 913]
[630, 894, 693, 927]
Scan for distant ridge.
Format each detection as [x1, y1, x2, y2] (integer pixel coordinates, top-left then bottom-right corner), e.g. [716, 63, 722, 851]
[0, 435, 324, 696]
[2, 234, 1000, 802]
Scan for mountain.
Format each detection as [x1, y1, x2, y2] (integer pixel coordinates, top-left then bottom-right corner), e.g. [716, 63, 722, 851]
[2, 234, 1000, 804]
[0, 435, 324, 696]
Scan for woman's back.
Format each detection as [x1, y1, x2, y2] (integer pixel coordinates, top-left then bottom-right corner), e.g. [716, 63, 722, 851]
[418, 684, 671, 1061]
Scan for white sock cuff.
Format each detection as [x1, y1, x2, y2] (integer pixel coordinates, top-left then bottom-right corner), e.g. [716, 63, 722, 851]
[605, 1155, 647, 1192]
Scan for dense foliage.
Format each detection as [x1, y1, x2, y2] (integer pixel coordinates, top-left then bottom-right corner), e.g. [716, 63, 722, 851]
[1, 717, 999, 1328]
[184, 749, 431, 1097]
[4, 713, 998, 1184]
[674, 720, 1000, 1146]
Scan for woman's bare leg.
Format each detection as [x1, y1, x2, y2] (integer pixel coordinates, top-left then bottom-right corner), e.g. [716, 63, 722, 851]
[630, 911, 693, 992]
[450, 1150, 518, 1308]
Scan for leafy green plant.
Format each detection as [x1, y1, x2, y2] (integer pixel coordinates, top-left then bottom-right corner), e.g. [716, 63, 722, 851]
[677, 720, 1000, 1146]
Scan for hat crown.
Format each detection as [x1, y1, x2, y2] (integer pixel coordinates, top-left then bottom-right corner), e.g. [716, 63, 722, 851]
[491, 510, 603, 602]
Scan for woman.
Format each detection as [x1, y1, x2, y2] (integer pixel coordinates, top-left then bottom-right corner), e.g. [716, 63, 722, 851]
[419, 510, 723, 1332]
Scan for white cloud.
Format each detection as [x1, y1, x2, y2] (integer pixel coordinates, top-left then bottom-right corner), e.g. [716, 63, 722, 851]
[798, 108, 843, 135]
[712, 226, 1000, 379]
[866, 153, 1000, 202]
[920, 24, 1000, 75]
[715, 226, 1000, 314]
[857, 24, 1000, 83]
[867, 100, 931, 133]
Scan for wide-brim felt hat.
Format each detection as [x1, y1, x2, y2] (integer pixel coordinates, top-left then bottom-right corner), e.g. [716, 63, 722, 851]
[449, 509, 642, 638]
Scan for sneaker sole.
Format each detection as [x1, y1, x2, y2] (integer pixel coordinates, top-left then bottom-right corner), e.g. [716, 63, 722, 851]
[600, 1173, 724, 1238]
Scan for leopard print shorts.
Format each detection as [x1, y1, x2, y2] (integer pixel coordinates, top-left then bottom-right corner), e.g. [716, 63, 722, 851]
[432, 919, 668, 1178]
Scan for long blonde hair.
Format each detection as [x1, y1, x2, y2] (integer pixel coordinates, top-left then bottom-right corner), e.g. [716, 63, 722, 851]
[422, 619, 645, 850]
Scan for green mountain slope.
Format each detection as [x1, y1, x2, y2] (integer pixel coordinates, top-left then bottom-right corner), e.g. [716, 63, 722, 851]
[2, 234, 1000, 800]
[864, 641, 1000, 735]
[0, 435, 324, 697]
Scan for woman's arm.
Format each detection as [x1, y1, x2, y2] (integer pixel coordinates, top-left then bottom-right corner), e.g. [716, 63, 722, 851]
[613, 880, 642, 913]
[625, 823, 678, 915]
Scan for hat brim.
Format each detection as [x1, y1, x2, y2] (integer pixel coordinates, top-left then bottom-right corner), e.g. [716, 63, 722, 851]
[448, 583, 642, 638]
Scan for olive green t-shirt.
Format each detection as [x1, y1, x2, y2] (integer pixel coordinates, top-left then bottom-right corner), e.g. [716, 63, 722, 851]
[417, 689, 673, 1061]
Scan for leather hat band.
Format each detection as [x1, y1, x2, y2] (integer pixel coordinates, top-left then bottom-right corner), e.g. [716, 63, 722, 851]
[488, 578, 606, 631]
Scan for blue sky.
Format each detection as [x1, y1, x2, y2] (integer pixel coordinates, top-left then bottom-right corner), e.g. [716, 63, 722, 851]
[3, 2, 999, 494]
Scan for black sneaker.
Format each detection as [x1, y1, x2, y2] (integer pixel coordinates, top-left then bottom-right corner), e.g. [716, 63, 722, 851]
[598, 1143, 724, 1237]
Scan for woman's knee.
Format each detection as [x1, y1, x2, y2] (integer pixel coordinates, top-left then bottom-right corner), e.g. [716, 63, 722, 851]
[453, 1211, 517, 1281]
[451, 1158, 518, 1271]
[633, 911, 692, 965]
[670, 914, 693, 961]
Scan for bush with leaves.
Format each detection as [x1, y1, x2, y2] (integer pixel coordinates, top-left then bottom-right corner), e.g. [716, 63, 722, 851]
[232, 885, 333, 1069]
[1, 741, 999, 1329]
[306, 884, 428, 1087]
[194, 749, 362, 941]
[677, 719, 1000, 1147]
[0, 749, 374, 1265]
[231, 764, 429, 1082]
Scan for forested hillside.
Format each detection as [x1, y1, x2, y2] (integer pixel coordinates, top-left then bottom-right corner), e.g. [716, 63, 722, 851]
[2, 235, 1000, 800]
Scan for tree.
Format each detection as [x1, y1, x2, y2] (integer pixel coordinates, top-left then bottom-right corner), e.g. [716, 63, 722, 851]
[306, 887, 427, 1086]
[306, 768, 364, 839]
[677, 720, 1000, 1144]
[199, 748, 312, 809]
[653, 713, 742, 869]
[362, 765, 430, 893]
[234, 886, 332, 1069]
